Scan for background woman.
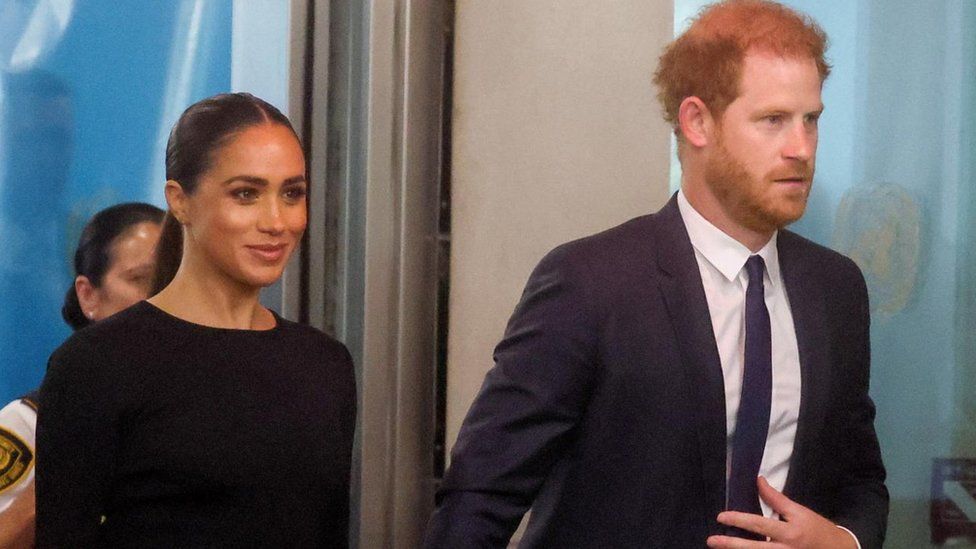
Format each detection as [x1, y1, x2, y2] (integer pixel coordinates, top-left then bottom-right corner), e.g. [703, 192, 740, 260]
[36, 93, 356, 547]
[0, 202, 163, 548]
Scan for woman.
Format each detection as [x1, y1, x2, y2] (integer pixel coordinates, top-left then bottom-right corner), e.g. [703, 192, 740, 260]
[36, 93, 356, 547]
[0, 202, 163, 548]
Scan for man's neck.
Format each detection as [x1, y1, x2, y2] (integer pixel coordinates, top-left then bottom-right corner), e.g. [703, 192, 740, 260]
[680, 183, 773, 253]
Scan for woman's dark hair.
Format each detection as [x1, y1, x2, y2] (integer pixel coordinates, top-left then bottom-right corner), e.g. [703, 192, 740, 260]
[62, 202, 165, 330]
[151, 92, 300, 294]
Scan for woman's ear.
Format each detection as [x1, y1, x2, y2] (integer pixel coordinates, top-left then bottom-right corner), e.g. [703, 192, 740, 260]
[75, 275, 99, 320]
[165, 180, 189, 225]
[677, 96, 714, 149]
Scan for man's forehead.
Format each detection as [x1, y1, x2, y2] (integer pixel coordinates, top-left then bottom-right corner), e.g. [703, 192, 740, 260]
[742, 47, 818, 70]
[726, 52, 824, 111]
[740, 51, 822, 87]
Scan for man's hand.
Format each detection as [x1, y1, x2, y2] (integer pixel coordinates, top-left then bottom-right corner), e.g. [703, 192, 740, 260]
[706, 477, 857, 549]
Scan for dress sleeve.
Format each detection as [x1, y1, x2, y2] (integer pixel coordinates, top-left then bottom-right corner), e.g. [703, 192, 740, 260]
[36, 335, 119, 547]
[324, 343, 357, 549]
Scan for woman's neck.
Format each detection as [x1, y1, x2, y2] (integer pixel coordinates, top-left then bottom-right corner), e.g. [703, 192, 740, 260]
[147, 263, 274, 330]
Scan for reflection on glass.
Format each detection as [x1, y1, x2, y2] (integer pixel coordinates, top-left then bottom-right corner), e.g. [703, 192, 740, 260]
[0, 0, 74, 73]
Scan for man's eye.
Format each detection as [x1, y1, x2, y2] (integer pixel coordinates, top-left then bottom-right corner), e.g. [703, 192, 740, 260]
[764, 115, 783, 125]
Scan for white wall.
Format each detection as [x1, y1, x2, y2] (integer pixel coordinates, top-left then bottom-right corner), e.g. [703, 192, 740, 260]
[447, 1, 676, 453]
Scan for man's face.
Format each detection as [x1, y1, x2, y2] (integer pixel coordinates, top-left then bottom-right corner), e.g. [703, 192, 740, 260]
[704, 51, 823, 234]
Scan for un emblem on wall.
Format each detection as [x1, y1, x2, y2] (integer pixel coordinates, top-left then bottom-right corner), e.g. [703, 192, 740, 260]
[831, 183, 921, 319]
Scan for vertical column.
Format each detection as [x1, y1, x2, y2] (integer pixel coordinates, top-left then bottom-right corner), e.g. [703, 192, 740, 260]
[446, 0, 674, 463]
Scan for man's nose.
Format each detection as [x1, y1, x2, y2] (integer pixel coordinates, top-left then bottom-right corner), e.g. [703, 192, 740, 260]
[783, 123, 816, 162]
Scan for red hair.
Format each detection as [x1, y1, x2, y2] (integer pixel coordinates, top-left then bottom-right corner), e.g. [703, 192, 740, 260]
[653, 0, 830, 132]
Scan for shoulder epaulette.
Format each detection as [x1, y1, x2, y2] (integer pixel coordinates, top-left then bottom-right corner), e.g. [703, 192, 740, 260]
[19, 390, 39, 413]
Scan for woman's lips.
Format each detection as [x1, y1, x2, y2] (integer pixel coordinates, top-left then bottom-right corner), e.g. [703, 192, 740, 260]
[246, 243, 288, 262]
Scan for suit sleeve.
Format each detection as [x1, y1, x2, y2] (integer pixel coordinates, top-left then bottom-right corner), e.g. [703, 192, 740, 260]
[36, 336, 119, 547]
[424, 246, 600, 548]
[831, 264, 889, 549]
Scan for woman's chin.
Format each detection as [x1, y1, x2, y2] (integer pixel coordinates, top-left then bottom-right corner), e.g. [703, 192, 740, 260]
[235, 267, 286, 290]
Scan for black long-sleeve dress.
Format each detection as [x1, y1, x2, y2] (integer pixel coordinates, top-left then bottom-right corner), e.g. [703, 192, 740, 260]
[36, 301, 356, 548]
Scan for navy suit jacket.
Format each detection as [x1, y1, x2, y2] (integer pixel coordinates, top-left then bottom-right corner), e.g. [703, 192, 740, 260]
[424, 195, 888, 548]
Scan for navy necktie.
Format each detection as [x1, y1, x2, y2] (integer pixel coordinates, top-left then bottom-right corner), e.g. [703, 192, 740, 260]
[727, 255, 772, 532]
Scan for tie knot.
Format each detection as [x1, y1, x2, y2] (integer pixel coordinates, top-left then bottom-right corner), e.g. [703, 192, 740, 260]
[745, 255, 766, 283]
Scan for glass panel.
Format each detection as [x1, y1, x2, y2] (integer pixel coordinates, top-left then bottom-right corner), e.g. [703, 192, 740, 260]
[673, 1, 976, 546]
[0, 0, 233, 403]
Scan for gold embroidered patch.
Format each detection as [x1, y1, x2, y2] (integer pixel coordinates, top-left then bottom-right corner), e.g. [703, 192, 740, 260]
[0, 426, 32, 493]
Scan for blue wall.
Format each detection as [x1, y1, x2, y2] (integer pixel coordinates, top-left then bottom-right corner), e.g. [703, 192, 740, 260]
[0, 0, 232, 402]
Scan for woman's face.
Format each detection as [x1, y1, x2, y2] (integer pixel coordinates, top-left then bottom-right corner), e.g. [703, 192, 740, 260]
[85, 221, 162, 321]
[179, 123, 307, 289]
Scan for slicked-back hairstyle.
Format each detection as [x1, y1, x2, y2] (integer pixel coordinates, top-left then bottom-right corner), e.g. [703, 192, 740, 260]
[62, 202, 165, 330]
[653, 0, 830, 136]
[151, 92, 301, 295]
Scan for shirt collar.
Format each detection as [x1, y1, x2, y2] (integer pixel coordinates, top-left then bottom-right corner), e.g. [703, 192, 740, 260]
[676, 189, 781, 285]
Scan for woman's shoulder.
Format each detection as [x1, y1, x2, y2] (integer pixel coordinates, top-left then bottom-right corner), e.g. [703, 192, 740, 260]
[74, 301, 163, 337]
[51, 302, 165, 364]
[271, 314, 353, 365]
[272, 311, 349, 355]
[0, 398, 36, 439]
[42, 307, 164, 410]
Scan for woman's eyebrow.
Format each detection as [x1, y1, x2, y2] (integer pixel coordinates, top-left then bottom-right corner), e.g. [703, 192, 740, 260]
[220, 175, 307, 186]
[221, 175, 268, 186]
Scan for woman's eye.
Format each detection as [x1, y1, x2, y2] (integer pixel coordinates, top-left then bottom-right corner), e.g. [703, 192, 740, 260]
[233, 188, 258, 201]
[283, 187, 307, 202]
[127, 272, 151, 290]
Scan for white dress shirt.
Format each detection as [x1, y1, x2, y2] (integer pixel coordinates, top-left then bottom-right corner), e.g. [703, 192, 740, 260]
[676, 191, 862, 547]
[676, 190, 801, 519]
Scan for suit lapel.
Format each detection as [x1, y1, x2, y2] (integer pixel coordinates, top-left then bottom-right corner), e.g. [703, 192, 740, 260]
[653, 196, 728, 526]
[652, 200, 831, 517]
[778, 231, 830, 500]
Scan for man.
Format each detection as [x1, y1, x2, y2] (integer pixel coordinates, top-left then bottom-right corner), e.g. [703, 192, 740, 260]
[424, 0, 887, 547]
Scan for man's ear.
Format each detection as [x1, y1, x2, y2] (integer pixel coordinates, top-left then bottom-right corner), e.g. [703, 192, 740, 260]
[75, 275, 98, 320]
[677, 96, 713, 149]
[164, 180, 189, 225]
